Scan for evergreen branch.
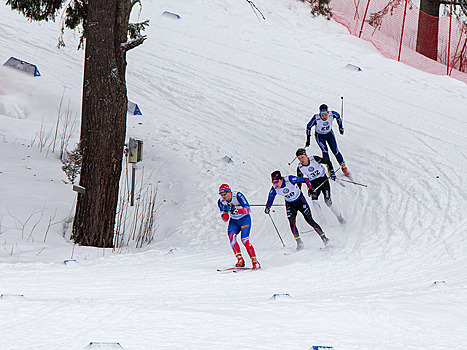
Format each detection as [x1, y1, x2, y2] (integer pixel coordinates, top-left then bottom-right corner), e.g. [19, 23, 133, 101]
[121, 35, 147, 52]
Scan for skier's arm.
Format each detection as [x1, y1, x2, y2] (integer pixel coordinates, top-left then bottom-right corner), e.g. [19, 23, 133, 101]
[235, 192, 250, 215]
[314, 155, 334, 172]
[264, 187, 277, 214]
[313, 155, 336, 180]
[332, 111, 344, 135]
[218, 199, 230, 222]
[296, 166, 304, 190]
[290, 175, 313, 190]
[305, 116, 317, 147]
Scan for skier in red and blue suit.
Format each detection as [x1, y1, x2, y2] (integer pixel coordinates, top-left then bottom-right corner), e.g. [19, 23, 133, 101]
[264, 170, 329, 251]
[218, 184, 260, 269]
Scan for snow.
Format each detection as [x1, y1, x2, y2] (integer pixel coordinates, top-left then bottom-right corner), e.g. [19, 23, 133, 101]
[0, 0, 466, 349]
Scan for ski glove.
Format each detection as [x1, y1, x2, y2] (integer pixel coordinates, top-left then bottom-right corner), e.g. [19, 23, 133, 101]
[227, 203, 238, 214]
[305, 140, 310, 147]
[307, 188, 313, 197]
[221, 205, 230, 213]
[339, 126, 344, 135]
[264, 207, 270, 215]
[330, 170, 337, 181]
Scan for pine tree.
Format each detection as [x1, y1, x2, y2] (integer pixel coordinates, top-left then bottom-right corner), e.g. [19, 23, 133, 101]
[298, 0, 333, 19]
[61, 143, 82, 184]
[6, 0, 148, 247]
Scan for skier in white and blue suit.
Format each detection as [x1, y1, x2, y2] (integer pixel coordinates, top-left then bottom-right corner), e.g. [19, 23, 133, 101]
[305, 104, 351, 177]
[265, 170, 329, 251]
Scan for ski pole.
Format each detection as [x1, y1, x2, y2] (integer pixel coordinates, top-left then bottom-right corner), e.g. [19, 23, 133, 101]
[313, 177, 328, 191]
[313, 166, 341, 191]
[268, 213, 285, 247]
[340, 96, 344, 119]
[288, 156, 297, 166]
[337, 178, 367, 187]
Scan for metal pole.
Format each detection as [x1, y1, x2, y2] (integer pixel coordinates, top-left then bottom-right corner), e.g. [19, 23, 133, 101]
[268, 213, 285, 247]
[288, 156, 297, 166]
[130, 163, 136, 206]
[398, 0, 408, 62]
[337, 177, 367, 187]
[340, 96, 344, 120]
[359, 0, 371, 38]
[447, 0, 453, 75]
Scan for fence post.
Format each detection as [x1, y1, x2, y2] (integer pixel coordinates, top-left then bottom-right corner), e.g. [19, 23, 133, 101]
[358, 0, 371, 38]
[398, 0, 409, 61]
[447, 0, 453, 75]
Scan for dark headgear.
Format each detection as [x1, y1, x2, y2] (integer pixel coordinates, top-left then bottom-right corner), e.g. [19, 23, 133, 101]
[319, 104, 329, 113]
[271, 170, 282, 182]
[296, 148, 307, 157]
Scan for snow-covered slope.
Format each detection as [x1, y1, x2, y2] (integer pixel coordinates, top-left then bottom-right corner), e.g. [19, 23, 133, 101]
[0, 0, 466, 349]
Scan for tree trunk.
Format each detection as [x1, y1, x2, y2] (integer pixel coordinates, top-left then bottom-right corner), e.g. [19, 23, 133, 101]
[416, 0, 440, 61]
[72, 0, 130, 247]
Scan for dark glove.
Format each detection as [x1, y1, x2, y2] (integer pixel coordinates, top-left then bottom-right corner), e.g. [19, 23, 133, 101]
[339, 126, 344, 135]
[330, 170, 337, 181]
[305, 140, 310, 147]
[264, 207, 270, 214]
[227, 203, 238, 214]
[307, 188, 313, 197]
[221, 205, 229, 213]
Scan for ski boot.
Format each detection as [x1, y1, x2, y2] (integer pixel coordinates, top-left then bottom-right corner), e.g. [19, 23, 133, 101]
[337, 214, 346, 225]
[296, 238, 304, 251]
[251, 257, 261, 269]
[341, 163, 352, 180]
[321, 235, 330, 246]
[235, 256, 245, 267]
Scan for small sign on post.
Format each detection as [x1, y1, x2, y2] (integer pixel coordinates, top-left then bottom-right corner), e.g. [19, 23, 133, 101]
[128, 137, 143, 206]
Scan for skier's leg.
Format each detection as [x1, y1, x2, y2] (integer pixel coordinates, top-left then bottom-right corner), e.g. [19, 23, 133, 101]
[286, 203, 300, 240]
[315, 133, 330, 161]
[227, 221, 241, 257]
[311, 178, 324, 214]
[238, 216, 257, 259]
[326, 132, 344, 165]
[321, 181, 341, 217]
[299, 197, 328, 243]
[312, 199, 321, 214]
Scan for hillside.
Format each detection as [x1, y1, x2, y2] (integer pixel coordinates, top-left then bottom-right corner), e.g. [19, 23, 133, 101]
[0, 0, 466, 349]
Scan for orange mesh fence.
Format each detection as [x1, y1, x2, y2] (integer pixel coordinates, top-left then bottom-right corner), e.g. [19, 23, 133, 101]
[330, 0, 467, 83]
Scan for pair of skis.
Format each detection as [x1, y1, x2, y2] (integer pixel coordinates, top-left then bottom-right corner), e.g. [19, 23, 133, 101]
[217, 266, 257, 273]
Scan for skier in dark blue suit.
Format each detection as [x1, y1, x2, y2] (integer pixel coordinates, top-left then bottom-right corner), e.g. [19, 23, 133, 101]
[306, 104, 351, 178]
[265, 170, 329, 251]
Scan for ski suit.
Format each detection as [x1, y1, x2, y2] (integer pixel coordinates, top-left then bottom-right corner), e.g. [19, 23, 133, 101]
[218, 191, 257, 259]
[265, 175, 326, 241]
[297, 155, 343, 219]
[306, 111, 345, 165]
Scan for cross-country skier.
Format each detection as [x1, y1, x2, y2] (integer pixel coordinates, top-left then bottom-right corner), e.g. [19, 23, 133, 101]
[264, 171, 329, 250]
[305, 103, 351, 179]
[296, 148, 346, 225]
[218, 184, 261, 269]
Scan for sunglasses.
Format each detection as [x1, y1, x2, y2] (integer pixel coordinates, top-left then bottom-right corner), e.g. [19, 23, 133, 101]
[219, 191, 229, 196]
[272, 180, 280, 184]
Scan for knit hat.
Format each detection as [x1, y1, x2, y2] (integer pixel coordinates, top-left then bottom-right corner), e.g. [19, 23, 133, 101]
[218, 184, 231, 194]
[271, 170, 282, 182]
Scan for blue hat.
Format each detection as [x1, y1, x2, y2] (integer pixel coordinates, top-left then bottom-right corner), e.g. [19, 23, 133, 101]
[319, 104, 328, 113]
